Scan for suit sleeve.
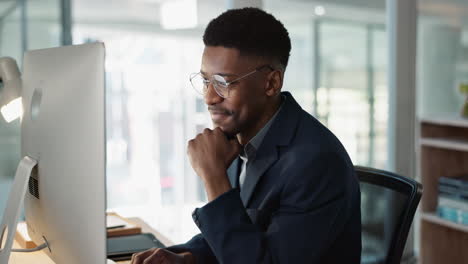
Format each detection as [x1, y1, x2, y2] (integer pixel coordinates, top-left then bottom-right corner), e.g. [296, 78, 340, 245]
[165, 233, 218, 264]
[191, 152, 357, 263]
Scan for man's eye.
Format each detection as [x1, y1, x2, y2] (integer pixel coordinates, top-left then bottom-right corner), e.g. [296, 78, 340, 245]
[217, 81, 228, 87]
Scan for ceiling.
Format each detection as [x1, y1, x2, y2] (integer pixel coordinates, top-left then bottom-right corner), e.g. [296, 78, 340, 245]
[1, 0, 468, 29]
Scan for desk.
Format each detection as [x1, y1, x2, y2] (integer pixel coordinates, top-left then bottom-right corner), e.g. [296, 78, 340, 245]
[9, 218, 174, 264]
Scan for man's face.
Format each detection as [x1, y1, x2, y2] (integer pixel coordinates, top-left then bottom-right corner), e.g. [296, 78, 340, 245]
[201, 46, 270, 137]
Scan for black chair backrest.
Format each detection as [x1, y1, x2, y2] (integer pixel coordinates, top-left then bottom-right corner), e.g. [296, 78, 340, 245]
[356, 166, 422, 264]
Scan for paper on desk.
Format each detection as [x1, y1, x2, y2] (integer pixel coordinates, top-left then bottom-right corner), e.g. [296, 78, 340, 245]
[107, 215, 133, 228]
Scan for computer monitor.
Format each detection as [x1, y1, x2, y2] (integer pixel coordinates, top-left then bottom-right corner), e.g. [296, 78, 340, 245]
[20, 43, 107, 263]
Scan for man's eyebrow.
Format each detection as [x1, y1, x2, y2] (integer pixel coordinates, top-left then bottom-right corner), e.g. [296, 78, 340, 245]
[200, 70, 237, 77]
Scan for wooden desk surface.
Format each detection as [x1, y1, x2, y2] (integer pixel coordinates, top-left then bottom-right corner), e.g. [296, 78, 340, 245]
[9, 217, 174, 264]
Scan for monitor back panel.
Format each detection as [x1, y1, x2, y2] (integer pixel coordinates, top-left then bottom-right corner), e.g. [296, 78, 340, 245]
[22, 43, 106, 264]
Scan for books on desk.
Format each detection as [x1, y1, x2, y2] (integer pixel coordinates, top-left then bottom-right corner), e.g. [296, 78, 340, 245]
[106, 212, 142, 237]
[437, 175, 468, 225]
[15, 212, 142, 249]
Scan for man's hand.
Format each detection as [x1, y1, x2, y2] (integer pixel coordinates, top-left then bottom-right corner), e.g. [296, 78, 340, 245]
[187, 127, 241, 201]
[130, 248, 194, 264]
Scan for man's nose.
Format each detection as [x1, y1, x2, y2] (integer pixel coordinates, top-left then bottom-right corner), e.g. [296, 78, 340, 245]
[204, 83, 224, 105]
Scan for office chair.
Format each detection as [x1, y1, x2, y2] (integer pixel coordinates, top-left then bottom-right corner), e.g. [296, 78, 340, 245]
[356, 166, 422, 264]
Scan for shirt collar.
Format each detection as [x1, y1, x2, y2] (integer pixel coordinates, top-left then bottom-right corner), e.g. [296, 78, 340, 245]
[240, 95, 285, 160]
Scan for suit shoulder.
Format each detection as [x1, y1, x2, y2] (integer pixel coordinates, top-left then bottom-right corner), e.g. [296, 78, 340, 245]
[290, 110, 350, 159]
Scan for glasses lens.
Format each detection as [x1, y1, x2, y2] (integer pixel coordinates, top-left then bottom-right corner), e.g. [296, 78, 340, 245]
[190, 73, 207, 95]
[212, 75, 229, 98]
[189, 73, 230, 98]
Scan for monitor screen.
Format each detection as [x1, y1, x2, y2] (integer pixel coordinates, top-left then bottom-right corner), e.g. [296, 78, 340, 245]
[21, 43, 107, 264]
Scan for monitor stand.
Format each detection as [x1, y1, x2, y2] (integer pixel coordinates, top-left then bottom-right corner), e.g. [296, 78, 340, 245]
[0, 156, 37, 263]
[0, 156, 115, 264]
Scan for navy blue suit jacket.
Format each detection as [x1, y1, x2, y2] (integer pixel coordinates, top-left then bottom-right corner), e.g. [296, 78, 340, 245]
[168, 92, 361, 263]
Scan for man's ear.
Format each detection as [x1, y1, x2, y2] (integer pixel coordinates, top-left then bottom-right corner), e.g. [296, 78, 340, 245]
[265, 70, 283, 97]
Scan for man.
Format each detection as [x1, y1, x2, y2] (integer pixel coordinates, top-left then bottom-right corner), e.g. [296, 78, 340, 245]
[131, 7, 361, 264]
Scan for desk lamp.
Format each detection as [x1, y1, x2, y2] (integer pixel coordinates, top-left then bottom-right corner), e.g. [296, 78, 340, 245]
[0, 57, 23, 123]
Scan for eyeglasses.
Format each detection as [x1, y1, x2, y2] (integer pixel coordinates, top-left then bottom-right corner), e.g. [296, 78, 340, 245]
[189, 64, 274, 99]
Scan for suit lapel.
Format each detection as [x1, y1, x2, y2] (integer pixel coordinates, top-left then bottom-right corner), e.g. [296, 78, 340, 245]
[241, 144, 278, 205]
[227, 157, 240, 188]
[240, 92, 302, 206]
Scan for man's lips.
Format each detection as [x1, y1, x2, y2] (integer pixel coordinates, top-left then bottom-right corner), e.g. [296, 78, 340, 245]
[209, 110, 229, 115]
[209, 109, 232, 122]
[208, 106, 232, 115]
[210, 111, 229, 117]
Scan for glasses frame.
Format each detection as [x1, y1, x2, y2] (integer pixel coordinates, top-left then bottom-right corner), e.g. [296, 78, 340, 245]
[190, 64, 274, 99]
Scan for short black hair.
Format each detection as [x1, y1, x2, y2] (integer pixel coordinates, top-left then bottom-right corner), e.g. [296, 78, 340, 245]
[203, 7, 291, 70]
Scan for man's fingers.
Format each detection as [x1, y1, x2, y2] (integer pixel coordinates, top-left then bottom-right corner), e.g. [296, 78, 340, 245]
[130, 248, 158, 264]
[213, 126, 234, 143]
[143, 248, 166, 264]
[187, 139, 195, 154]
[213, 126, 223, 134]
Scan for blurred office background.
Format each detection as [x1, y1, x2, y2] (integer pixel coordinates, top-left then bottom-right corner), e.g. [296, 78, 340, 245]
[0, 0, 467, 261]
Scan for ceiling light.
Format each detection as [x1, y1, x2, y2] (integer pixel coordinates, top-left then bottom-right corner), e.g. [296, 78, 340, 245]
[160, 0, 198, 30]
[315, 6, 326, 16]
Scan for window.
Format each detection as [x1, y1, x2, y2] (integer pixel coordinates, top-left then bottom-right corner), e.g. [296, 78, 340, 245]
[317, 21, 388, 169]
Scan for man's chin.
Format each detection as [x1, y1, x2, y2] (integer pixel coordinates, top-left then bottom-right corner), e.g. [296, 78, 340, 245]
[212, 123, 238, 139]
